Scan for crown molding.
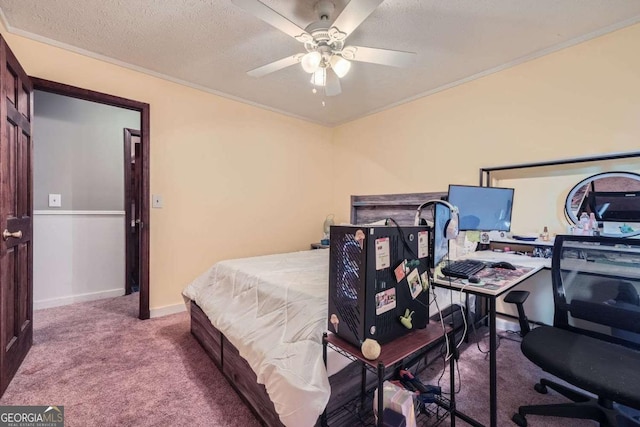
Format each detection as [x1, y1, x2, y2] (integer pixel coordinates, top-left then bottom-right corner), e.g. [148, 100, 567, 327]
[0, 17, 326, 127]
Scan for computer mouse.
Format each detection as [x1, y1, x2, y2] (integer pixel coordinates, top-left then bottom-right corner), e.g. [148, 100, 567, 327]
[491, 261, 517, 270]
[468, 276, 480, 284]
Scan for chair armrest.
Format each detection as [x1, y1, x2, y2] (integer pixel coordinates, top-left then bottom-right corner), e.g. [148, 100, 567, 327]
[504, 290, 530, 305]
[504, 290, 531, 336]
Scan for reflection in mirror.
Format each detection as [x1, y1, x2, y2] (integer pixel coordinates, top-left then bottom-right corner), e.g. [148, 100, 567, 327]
[566, 172, 640, 237]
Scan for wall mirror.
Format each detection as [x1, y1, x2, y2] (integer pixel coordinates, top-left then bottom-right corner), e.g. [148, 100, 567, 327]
[565, 171, 640, 237]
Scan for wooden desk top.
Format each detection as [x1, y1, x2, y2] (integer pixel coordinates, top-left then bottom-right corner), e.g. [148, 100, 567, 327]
[325, 320, 450, 369]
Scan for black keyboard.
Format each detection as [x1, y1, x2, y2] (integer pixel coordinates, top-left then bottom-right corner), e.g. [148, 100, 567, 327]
[441, 259, 486, 279]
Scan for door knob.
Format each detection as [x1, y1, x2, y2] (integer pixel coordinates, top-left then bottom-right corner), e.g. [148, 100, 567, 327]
[2, 229, 22, 240]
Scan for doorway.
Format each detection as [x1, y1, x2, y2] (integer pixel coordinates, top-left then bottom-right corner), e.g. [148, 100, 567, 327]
[32, 78, 150, 320]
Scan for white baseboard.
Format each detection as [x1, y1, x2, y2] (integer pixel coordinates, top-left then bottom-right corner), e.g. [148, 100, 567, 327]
[35, 288, 124, 310]
[150, 303, 187, 318]
[496, 315, 520, 332]
[34, 210, 125, 216]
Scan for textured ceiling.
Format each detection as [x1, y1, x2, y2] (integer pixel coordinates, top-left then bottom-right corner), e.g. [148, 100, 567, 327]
[1, 0, 640, 126]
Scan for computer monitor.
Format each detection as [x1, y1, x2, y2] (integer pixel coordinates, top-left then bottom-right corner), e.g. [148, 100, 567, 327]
[432, 202, 450, 268]
[447, 185, 514, 231]
[588, 191, 640, 222]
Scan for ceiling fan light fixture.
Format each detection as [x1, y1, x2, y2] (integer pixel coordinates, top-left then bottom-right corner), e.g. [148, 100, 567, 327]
[301, 51, 322, 73]
[310, 68, 326, 87]
[330, 55, 351, 78]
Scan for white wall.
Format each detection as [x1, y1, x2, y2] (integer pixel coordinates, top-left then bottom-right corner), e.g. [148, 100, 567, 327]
[33, 211, 125, 309]
[33, 92, 139, 309]
[34, 90, 140, 210]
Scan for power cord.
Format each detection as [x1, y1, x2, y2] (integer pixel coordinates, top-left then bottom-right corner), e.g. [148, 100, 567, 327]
[428, 283, 452, 362]
[390, 216, 454, 363]
[500, 329, 524, 343]
[413, 283, 452, 361]
[453, 282, 469, 351]
[389, 216, 467, 394]
[435, 347, 462, 394]
[436, 250, 469, 359]
[386, 217, 421, 262]
[469, 316, 501, 356]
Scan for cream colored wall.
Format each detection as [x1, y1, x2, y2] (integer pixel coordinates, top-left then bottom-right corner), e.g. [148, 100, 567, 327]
[0, 28, 333, 311]
[331, 24, 640, 236]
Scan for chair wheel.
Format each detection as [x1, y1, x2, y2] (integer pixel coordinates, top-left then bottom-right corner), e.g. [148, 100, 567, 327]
[512, 413, 527, 426]
[534, 383, 548, 394]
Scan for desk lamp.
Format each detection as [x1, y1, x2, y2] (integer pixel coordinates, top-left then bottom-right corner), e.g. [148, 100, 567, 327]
[322, 214, 334, 244]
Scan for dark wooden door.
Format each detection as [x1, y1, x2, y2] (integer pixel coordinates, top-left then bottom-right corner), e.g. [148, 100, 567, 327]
[0, 36, 33, 396]
[124, 128, 141, 295]
[132, 140, 142, 290]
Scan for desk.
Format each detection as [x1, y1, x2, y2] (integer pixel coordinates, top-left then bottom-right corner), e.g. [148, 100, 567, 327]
[487, 241, 555, 325]
[433, 251, 547, 427]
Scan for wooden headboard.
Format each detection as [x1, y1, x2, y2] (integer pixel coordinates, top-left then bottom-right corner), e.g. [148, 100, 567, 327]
[351, 192, 447, 226]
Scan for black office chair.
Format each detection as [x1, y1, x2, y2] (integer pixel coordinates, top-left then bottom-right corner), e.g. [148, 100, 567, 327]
[505, 235, 640, 427]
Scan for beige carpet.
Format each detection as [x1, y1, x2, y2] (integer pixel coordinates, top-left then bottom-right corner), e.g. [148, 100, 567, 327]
[0, 294, 260, 427]
[418, 330, 598, 427]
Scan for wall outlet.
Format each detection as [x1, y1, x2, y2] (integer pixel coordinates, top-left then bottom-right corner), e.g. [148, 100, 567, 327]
[48, 194, 62, 208]
[152, 194, 163, 208]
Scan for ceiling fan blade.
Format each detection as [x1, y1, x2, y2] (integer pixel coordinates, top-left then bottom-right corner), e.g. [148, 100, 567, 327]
[331, 0, 384, 37]
[247, 55, 301, 77]
[324, 69, 342, 97]
[232, 0, 311, 41]
[347, 46, 416, 68]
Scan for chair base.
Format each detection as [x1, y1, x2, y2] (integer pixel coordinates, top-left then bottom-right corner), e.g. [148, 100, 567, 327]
[512, 378, 640, 427]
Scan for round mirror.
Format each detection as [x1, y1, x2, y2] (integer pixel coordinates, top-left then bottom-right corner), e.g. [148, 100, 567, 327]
[565, 172, 640, 237]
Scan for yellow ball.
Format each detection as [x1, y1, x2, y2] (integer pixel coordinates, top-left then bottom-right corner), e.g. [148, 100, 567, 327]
[361, 338, 381, 360]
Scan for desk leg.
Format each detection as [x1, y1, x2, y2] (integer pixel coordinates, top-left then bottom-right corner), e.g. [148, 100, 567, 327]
[464, 294, 470, 343]
[377, 362, 384, 427]
[361, 363, 366, 410]
[489, 297, 497, 427]
[321, 333, 328, 427]
[449, 333, 456, 427]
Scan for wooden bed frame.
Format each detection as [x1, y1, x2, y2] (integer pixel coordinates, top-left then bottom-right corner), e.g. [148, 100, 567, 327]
[189, 191, 446, 426]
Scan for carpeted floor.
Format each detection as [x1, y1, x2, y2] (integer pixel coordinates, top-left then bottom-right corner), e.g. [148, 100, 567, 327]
[418, 329, 598, 427]
[0, 294, 627, 426]
[0, 294, 260, 427]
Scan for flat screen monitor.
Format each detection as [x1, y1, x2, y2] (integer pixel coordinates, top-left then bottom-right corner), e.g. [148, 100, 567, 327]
[432, 203, 450, 268]
[448, 185, 514, 232]
[588, 191, 640, 222]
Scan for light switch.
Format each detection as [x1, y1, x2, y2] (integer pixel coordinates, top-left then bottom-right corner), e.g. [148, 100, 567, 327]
[152, 194, 163, 208]
[48, 194, 61, 208]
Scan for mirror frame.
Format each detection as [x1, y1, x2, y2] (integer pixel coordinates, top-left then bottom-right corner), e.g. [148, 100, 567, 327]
[565, 171, 640, 237]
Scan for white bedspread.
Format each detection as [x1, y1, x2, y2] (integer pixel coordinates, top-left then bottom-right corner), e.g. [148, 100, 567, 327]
[182, 249, 332, 427]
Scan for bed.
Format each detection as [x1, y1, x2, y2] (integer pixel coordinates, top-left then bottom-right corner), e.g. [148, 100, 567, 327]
[183, 192, 448, 427]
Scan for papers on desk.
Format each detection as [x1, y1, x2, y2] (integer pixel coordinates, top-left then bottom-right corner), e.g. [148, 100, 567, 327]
[437, 265, 535, 291]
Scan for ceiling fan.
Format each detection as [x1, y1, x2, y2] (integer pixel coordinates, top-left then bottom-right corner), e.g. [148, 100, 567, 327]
[232, 0, 416, 96]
